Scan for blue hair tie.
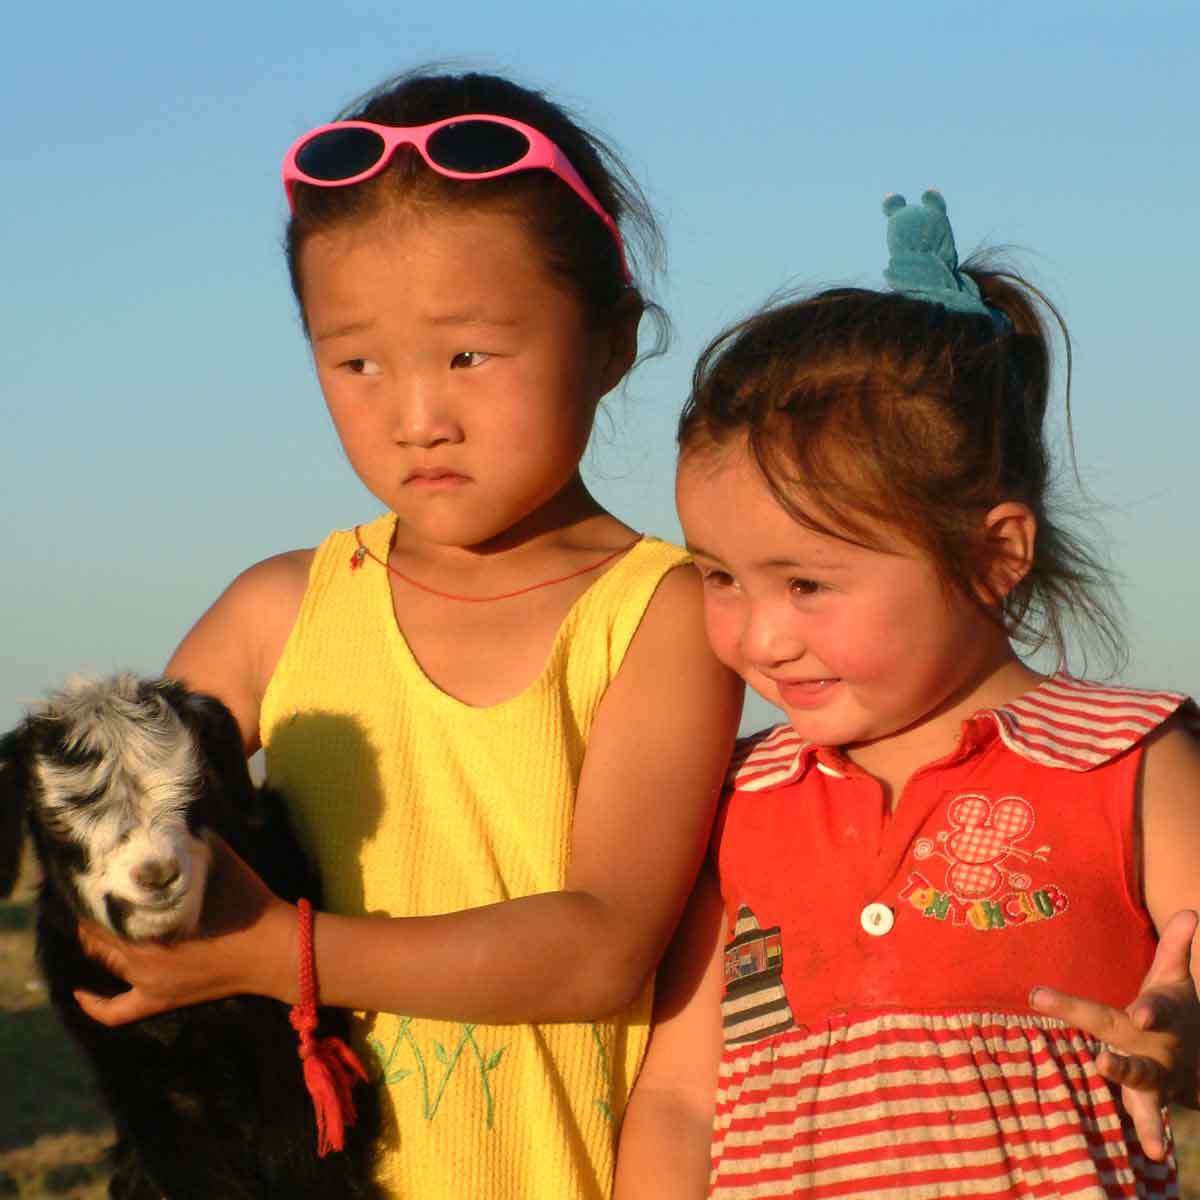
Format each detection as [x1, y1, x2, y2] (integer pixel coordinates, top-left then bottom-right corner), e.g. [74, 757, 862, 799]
[882, 189, 1010, 332]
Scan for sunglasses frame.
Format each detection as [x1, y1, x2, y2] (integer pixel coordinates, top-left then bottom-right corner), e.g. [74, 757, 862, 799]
[282, 114, 630, 283]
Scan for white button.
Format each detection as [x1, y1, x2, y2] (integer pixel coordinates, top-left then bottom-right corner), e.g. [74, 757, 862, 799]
[860, 903, 895, 936]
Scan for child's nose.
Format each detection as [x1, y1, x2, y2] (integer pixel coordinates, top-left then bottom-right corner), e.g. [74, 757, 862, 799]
[742, 603, 803, 667]
[391, 379, 462, 448]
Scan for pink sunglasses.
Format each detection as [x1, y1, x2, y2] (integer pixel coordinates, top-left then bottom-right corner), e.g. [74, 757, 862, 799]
[282, 114, 630, 283]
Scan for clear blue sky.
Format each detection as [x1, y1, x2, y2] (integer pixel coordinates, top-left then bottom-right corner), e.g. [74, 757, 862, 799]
[4, 1, 1198, 733]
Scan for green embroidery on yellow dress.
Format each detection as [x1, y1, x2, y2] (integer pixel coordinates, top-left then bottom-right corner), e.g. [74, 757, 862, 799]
[368, 1020, 508, 1128]
[370, 1019, 615, 1126]
[589, 1022, 613, 1122]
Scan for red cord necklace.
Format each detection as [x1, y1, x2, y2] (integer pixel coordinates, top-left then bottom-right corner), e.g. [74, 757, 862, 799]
[349, 525, 642, 603]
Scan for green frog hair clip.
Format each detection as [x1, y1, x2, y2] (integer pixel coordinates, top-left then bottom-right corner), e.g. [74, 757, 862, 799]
[882, 189, 1010, 332]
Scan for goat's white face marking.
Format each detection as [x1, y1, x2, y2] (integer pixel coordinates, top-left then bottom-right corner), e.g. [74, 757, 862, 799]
[33, 675, 214, 940]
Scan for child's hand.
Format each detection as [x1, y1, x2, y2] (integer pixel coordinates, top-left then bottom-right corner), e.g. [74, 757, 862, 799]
[1029, 909, 1199, 1161]
[74, 836, 297, 1025]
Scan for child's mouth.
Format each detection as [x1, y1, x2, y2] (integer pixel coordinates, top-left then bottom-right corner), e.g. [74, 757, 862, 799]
[775, 677, 840, 707]
[405, 468, 469, 489]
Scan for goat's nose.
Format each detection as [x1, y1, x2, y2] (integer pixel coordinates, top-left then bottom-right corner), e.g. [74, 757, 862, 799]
[131, 857, 181, 892]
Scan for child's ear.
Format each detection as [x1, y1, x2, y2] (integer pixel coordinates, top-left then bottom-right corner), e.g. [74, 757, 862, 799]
[597, 291, 643, 395]
[977, 501, 1037, 601]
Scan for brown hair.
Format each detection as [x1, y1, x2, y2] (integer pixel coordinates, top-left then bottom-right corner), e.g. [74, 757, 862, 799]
[285, 68, 665, 347]
[677, 260, 1122, 672]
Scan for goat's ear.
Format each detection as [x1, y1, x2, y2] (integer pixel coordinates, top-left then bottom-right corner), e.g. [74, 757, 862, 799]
[0, 727, 31, 898]
[161, 682, 254, 800]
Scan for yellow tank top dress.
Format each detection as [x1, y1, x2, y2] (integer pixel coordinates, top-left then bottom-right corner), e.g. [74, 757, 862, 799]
[260, 512, 690, 1199]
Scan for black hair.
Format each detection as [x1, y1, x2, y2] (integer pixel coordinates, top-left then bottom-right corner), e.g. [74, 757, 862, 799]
[678, 260, 1123, 673]
[285, 67, 666, 350]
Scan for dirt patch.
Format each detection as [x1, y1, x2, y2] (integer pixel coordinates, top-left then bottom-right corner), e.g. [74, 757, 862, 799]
[0, 852, 114, 1197]
[1176, 1107, 1200, 1191]
[0, 924, 46, 1013]
[0, 1131, 111, 1199]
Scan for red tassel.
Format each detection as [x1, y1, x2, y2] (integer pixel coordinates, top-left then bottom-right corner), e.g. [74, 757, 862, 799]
[293, 1016, 369, 1154]
[291, 899, 369, 1156]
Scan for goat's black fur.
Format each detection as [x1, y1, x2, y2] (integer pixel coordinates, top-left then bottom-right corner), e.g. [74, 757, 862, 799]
[0, 675, 378, 1199]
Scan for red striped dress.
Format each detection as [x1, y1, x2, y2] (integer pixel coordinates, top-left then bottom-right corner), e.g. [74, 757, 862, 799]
[711, 675, 1197, 1199]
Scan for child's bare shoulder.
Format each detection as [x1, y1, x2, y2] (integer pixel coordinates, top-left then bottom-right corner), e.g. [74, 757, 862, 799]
[1143, 711, 1200, 788]
[194, 549, 315, 645]
[619, 560, 717, 673]
[229, 548, 315, 607]
[166, 548, 316, 746]
[593, 555, 740, 764]
[641, 557, 704, 621]
[1137, 708, 1200, 929]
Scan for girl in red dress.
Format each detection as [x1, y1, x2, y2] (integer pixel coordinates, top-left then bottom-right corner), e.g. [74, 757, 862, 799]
[617, 191, 1199, 1200]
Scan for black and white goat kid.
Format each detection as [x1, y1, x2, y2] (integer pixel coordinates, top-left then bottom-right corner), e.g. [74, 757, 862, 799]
[0, 674, 377, 1200]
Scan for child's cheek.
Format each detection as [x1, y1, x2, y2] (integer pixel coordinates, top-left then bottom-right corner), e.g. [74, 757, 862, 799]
[702, 599, 751, 680]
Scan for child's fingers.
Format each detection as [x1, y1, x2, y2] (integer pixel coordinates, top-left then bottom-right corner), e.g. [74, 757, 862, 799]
[1030, 985, 1181, 1070]
[1115, 1084, 1169, 1163]
[1128, 989, 1191, 1036]
[1095, 1049, 1173, 1162]
[75, 922, 176, 1023]
[1095, 1047, 1165, 1092]
[73, 986, 165, 1027]
[77, 920, 131, 979]
[1030, 986, 1180, 1090]
[1028, 986, 1125, 1038]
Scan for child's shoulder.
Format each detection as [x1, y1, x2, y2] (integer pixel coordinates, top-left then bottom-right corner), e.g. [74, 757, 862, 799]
[589, 536, 699, 649]
[179, 547, 316, 646]
[1141, 701, 1200, 787]
[226, 548, 316, 615]
[1133, 692, 1200, 930]
[603, 542, 728, 688]
[637, 540, 702, 604]
[167, 548, 316, 727]
[985, 674, 1196, 772]
[603, 534, 693, 600]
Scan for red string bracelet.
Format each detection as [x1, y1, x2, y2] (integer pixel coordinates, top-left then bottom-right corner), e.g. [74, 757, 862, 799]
[289, 898, 368, 1156]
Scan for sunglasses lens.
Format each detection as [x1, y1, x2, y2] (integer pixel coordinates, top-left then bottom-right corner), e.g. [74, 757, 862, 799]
[426, 120, 530, 174]
[295, 127, 387, 182]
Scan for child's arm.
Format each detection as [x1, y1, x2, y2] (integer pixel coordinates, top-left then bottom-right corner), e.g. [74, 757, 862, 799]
[1132, 722, 1200, 1120]
[614, 869, 726, 1200]
[1032, 719, 1200, 1161]
[76, 565, 745, 1025]
[1138, 721, 1200, 1008]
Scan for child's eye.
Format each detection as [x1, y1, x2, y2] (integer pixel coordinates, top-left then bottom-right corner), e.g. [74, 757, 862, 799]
[789, 577, 823, 597]
[450, 351, 490, 369]
[700, 568, 736, 589]
[343, 357, 381, 376]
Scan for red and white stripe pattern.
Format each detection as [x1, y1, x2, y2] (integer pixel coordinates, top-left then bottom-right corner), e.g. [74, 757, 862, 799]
[728, 676, 1195, 791]
[710, 1011, 1177, 1199]
[987, 676, 1192, 771]
[727, 724, 809, 793]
